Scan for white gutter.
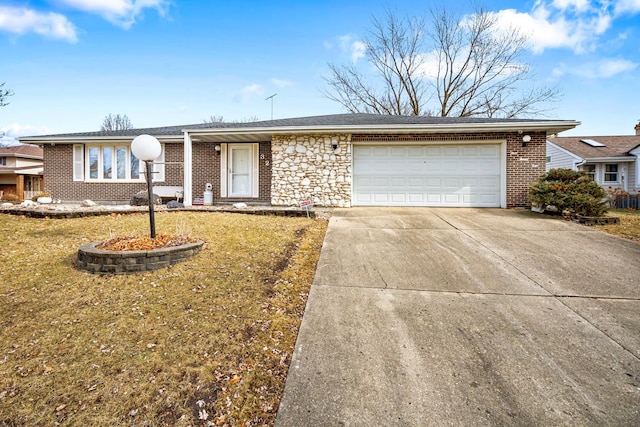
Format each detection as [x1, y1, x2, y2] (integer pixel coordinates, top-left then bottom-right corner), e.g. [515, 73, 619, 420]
[18, 135, 182, 144]
[184, 121, 581, 137]
[582, 156, 635, 162]
[18, 120, 580, 144]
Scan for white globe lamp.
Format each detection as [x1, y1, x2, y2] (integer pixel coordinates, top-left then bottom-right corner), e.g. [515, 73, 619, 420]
[131, 134, 161, 161]
[131, 134, 161, 238]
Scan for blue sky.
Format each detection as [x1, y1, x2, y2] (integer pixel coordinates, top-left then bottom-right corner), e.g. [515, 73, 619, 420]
[0, 0, 639, 141]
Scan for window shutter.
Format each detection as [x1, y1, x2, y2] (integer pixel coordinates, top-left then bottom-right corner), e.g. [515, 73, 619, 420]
[152, 144, 165, 182]
[73, 144, 84, 181]
[252, 143, 259, 197]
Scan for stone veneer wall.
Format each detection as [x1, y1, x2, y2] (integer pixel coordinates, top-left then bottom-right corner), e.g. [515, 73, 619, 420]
[271, 134, 352, 207]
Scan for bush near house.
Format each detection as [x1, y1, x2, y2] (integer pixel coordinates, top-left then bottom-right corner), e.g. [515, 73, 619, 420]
[529, 168, 608, 217]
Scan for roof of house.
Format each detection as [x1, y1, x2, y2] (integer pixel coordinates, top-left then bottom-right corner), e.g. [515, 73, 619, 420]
[0, 144, 44, 158]
[18, 113, 579, 144]
[548, 135, 640, 160]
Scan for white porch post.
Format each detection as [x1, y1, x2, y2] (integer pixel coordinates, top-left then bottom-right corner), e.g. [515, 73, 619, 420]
[183, 131, 193, 206]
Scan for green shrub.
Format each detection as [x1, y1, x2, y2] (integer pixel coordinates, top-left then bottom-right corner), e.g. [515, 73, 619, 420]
[529, 168, 608, 217]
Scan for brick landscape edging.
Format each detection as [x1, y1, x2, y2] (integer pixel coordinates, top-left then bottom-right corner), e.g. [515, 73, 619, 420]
[77, 240, 205, 274]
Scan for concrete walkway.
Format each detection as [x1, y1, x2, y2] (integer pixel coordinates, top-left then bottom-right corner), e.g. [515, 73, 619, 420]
[276, 208, 640, 426]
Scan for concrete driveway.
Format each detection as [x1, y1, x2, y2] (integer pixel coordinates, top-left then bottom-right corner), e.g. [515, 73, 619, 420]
[276, 208, 640, 426]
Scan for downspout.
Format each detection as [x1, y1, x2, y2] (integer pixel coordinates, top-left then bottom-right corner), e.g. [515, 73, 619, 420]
[183, 131, 193, 206]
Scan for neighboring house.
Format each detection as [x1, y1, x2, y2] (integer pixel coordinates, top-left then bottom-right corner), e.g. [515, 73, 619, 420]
[547, 122, 640, 194]
[19, 114, 578, 208]
[0, 144, 44, 201]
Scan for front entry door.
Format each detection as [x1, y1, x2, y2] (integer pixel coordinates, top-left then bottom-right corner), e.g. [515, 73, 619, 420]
[229, 145, 252, 197]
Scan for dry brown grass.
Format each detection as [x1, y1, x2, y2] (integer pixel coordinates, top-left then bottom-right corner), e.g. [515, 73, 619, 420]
[595, 209, 640, 243]
[0, 211, 327, 426]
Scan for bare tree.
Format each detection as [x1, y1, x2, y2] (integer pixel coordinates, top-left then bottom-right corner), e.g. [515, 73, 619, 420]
[0, 82, 13, 107]
[203, 115, 225, 124]
[323, 11, 430, 115]
[203, 115, 261, 124]
[0, 82, 14, 140]
[101, 113, 133, 131]
[430, 7, 558, 117]
[323, 7, 559, 118]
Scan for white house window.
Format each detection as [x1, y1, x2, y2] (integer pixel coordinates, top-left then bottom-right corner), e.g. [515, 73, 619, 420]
[77, 143, 164, 182]
[604, 164, 618, 182]
[0, 157, 6, 166]
[584, 164, 596, 181]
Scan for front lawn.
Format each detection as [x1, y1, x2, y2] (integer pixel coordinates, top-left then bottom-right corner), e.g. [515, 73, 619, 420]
[0, 211, 327, 426]
[596, 209, 640, 243]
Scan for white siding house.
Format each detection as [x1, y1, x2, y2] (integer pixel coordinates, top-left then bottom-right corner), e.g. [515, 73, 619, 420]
[546, 141, 582, 170]
[546, 130, 640, 194]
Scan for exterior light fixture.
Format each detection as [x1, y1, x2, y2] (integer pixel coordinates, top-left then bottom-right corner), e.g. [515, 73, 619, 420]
[522, 135, 531, 147]
[214, 144, 221, 154]
[332, 143, 338, 150]
[131, 134, 162, 238]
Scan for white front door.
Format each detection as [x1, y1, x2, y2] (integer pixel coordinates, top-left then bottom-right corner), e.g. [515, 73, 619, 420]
[229, 145, 252, 197]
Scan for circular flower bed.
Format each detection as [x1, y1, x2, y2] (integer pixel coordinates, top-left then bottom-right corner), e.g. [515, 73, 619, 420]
[77, 233, 204, 274]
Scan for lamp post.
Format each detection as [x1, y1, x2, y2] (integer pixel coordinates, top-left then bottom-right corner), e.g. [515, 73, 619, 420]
[131, 134, 162, 238]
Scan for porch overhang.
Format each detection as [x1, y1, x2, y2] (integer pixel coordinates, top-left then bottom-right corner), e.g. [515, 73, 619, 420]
[183, 120, 581, 143]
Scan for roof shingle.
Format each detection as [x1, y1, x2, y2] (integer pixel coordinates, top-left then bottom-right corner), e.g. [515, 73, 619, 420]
[549, 135, 640, 159]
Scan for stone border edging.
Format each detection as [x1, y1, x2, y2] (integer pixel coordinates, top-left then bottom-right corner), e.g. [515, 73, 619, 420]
[76, 240, 205, 274]
[0, 206, 320, 219]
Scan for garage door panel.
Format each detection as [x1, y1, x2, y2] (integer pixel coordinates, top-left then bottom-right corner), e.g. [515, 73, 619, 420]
[373, 193, 389, 203]
[445, 194, 460, 203]
[353, 144, 501, 207]
[408, 194, 424, 203]
[427, 194, 442, 203]
[426, 178, 442, 188]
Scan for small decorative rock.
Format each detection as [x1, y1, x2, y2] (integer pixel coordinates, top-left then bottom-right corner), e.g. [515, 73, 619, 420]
[81, 199, 97, 207]
[167, 200, 184, 209]
[233, 202, 248, 209]
[130, 191, 161, 206]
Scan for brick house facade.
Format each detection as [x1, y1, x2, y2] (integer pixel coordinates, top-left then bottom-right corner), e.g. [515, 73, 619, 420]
[21, 114, 577, 208]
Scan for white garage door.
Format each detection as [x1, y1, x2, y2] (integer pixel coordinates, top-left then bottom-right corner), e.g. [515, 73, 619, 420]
[353, 144, 501, 207]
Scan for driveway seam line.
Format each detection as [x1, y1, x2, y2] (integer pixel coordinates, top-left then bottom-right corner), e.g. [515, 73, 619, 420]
[431, 212, 640, 363]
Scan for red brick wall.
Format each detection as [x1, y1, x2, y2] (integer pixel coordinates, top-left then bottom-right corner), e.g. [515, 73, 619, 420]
[505, 132, 546, 208]
[192, 141, 271, 204]
[43, 143, 183, 203]
[192, 142, 218, 201]
[43, 133, 543, 208]
[352, 131, 547, 208]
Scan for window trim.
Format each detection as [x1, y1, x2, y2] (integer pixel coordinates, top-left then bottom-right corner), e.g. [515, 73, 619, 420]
[583, 164, 596, 181]
[604, 163, 619, 183]
[78, 143, 165, 183]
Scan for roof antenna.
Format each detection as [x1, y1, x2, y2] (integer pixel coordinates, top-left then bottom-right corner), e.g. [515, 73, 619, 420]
[265, 94, 277, 120]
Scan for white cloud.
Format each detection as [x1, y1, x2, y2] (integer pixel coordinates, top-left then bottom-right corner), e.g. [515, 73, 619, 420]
[1, 123, 54, 138]
[337, 34, 366, 63]
[0, 6, 78, 42]
[491, 2, 613, 54]
[54, 0, 169, 29]
[552, 0, 592, 12]
[237, 84, 264, 103]
[554, 58, 637, 78]
[350, 41, 366, 63]
[615, 0, 640, 14]
[271, 78, 293, 88]
[584, 58, 638, 77]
